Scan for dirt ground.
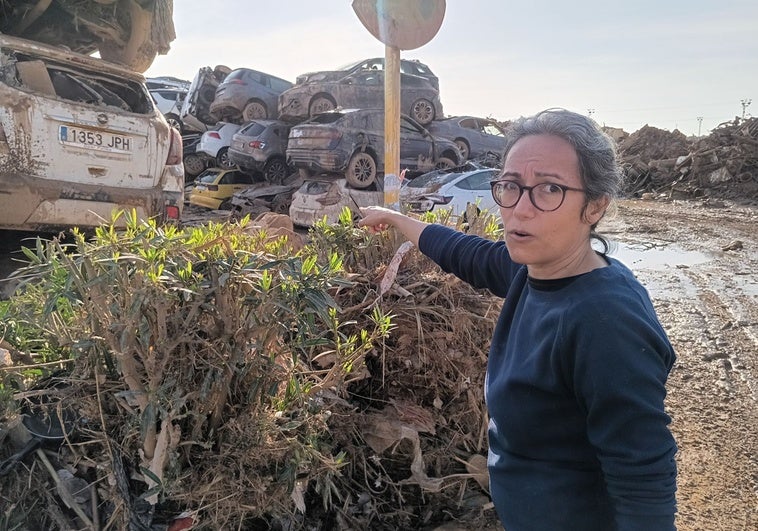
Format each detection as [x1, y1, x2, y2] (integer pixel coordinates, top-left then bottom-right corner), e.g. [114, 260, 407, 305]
[599, 198, 758, 531]
[0, 197, 756, 530]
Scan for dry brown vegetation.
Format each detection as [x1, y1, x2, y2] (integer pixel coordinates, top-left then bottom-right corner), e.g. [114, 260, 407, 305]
[0, 210, 502, 530]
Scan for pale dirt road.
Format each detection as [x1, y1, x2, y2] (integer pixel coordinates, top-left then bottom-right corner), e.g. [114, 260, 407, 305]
[602, 199, 757, 531]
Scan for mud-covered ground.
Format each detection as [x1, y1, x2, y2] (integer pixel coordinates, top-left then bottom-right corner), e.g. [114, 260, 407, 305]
[601, 199, 758, 531]
[0, 198, 756, 530]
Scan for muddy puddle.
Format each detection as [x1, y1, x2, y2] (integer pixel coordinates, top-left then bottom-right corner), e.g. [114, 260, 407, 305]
[608, 241, 714, 270]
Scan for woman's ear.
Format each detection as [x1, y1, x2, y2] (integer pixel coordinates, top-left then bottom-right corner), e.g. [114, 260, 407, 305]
[584, 195, 610, 225]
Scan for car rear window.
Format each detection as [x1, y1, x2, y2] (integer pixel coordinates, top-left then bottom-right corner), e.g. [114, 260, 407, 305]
[197, 169, 223, 183]
[240, 122, 266, 136]
[1, 49, 153, 113]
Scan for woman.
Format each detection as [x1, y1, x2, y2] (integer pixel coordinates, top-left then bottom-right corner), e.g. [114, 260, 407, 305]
[358, 108, 677, 531]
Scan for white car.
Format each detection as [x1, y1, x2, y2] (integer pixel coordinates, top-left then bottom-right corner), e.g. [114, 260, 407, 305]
[289, 178, 382, 227]
[149, 87, 187, 131]
[401, 166, 500, 218]
[0, 34, 184, 233]
[197, 122, 242, 169]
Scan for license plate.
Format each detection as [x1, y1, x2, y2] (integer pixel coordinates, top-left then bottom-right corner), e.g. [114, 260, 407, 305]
[59, 125, 132, 153]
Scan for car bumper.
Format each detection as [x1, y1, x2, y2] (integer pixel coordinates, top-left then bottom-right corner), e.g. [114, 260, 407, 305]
[228, 149, 265, 172]
[287, 148, 349, 174]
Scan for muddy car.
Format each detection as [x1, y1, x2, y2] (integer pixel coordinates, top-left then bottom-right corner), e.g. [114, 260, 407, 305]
[286, 108, 462, 189]
[0, 34, 183, 233]
[180, 65, 231, 133]
[289, 179, 383, 227]
[278, 70, 442, 125]
[150, 87, 187, 131]
[425, 116, 507, 161]
[209, 68, 293, 124]
[401, 165, 500, 217]
[228, 120, 292, 183]
[295, 57, 439, 90]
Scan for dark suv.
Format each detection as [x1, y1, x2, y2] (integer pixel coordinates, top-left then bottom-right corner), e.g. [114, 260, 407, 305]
[228, 120, 292, 183]
[286, 108, 462, 189]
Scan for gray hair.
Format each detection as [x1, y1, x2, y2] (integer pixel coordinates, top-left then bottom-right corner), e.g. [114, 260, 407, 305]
[501, 108, 623, 253]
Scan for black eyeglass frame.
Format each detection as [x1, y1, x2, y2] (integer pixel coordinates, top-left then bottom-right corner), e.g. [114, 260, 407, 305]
[489, 179, 586, 212]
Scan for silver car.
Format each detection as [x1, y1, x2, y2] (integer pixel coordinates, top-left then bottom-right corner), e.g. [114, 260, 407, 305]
[425, 116, 507, 161]
[279, 70, 442, 125]
[210, 68, 293, 123]
[228, 120, 292, 183]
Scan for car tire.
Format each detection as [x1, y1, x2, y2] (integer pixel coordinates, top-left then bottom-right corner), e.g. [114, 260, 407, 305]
[184, 153, 206, 178]
[219, 199, 233, 210]
[164, 113, 183, 133]
[410, 98, 435, 125]
[242, 101, 267, 121]
[309, 95, 336, 117]
[271, 193, 292, 214]
[263, 157, 289, 184]
[345, 152, 377, 189]
[454, 139, 470, 160]
[434, 157, 457, 171]
[217, 148, 234, 169]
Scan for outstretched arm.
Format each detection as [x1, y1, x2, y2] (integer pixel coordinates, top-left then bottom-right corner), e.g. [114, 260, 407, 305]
[358, 206, 429, 246]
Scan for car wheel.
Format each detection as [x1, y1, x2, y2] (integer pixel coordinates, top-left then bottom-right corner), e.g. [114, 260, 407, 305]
[345, 152, 377, 189]
[263, 158, 288, 184]
[219, 199, 233, 210]
[217, 147, 234, 169]
[309, 95, 336, 117]
[242, 101, 267, 121]
[184, 153, 206, 178]
[455, 139, 470, 160]
[434, 157, 456, 171]
[410, 98, 435, 125]
[271, 193, 292, 214]
[165, 113, 183, 133]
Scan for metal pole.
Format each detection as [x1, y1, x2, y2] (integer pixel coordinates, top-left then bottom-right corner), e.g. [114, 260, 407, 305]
[384, 45, 401, 178]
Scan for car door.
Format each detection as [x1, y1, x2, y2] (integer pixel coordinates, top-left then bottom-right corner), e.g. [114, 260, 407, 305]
[335, 71, 383, 109]
[399, 116, 434, 170]
[450, 169, 499, 214]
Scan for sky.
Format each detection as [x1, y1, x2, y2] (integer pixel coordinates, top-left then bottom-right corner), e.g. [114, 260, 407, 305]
[144, 0, 758, 137]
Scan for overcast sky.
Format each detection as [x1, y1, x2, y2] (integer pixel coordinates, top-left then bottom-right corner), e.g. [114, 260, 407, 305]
[144, 0, 757, 137]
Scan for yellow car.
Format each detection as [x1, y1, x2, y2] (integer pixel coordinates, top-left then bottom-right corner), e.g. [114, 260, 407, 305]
[189, 168, 257, 210]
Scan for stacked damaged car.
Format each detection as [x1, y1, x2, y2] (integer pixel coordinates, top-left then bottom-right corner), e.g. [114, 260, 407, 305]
[178, 56, 507, 225]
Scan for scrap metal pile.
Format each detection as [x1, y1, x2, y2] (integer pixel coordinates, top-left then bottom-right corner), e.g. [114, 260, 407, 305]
[618, 117, 758, 203]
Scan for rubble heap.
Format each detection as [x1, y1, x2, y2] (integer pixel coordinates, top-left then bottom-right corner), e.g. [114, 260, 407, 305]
[616, 118, 758, 203]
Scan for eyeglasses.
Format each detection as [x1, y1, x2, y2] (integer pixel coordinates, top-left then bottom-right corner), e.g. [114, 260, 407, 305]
[489, 179, 586, 212]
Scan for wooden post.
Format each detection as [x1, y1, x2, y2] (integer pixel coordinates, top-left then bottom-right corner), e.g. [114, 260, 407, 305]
[384, 45, 401, 179]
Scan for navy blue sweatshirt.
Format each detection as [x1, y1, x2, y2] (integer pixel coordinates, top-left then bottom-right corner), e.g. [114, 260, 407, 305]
[419, 224, 677, 531]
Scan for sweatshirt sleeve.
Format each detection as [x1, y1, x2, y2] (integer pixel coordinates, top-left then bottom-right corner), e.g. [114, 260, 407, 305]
[417, 224, 518, 297]
[567, 288, 677, 531]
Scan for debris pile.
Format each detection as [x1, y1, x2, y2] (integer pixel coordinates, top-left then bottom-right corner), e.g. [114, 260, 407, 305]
[0, 212, 502, 530]
[617, 118, 758, 203]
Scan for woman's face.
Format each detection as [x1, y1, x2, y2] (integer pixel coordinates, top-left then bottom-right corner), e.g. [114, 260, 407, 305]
[498, 134, 607, 279]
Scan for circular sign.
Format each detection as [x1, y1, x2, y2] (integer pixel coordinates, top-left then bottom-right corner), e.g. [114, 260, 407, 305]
[351, 0, 446, 50]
